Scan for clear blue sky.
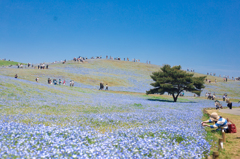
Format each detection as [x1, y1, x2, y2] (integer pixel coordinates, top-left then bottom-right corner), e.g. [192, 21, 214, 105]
[1, 0, 240, 77]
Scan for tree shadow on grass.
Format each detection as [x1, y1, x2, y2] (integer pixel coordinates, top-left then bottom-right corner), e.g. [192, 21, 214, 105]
[147, 98, 197, 103]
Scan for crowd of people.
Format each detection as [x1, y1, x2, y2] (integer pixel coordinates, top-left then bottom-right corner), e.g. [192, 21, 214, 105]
[70, 55, 150, 64]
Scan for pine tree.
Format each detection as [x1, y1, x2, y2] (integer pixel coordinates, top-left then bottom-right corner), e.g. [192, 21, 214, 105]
[146, 65, 206, 102]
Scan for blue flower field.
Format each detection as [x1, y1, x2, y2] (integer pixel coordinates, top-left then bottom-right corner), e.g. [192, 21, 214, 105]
[0, 59, 239, 158]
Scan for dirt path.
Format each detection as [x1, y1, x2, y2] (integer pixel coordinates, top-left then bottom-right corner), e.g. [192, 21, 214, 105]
[219, 108, 240, 116]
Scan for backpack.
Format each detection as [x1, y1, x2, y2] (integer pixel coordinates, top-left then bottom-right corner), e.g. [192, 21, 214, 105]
[227, 119, 237, 133]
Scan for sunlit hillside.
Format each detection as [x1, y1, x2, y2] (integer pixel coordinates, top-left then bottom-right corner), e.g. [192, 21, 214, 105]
[0, 59, 238, 97]
[0, 58, 240, 158]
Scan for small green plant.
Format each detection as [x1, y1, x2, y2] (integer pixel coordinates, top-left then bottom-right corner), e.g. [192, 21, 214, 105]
[133, 103, 142, 107]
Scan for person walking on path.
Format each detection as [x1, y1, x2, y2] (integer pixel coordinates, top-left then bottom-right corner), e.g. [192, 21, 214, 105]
[226, 98, 232, 109]
[201, 112, 229, 132]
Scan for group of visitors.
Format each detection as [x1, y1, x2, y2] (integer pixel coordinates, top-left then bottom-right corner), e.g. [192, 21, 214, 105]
[106, 56, 141, 63]
[73, 56, 86, 62]
[205, 78, 217, 83]
[207, 72, 216, 76]
[223, 78, 228, 82]
[213, 94, 232, 110]
[206, 92, 216, 100]
[187, 68, 195, 72]
[47, 78, 69, 86]
[17, 63, 25, 68]
[38, 64, 48, 69]
[99, 83, 108, 90]
[70, 55, 151, 65]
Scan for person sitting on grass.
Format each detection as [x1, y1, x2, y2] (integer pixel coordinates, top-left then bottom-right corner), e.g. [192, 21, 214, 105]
[201, 112, 229, 133]
[215, 100, 222, 109]
[15, 74, 18, 78]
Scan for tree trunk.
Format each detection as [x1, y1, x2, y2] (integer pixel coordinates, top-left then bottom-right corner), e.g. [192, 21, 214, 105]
[174, 97, 177, 102]
[172, 93, 179, 102]
[172, 94, 177, 102]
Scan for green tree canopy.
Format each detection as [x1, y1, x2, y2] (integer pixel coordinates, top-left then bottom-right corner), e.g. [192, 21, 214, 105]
[146, 65, 206, 102]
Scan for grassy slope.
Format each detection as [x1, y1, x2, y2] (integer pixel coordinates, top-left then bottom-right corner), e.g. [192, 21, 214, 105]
[0, 59, 238, 96]
[204, 109, 240, 159]
[1, 59, 240, 157]
[0, 60, 20, 66]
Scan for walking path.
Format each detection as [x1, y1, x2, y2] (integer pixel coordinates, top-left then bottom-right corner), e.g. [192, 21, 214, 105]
[219, 108, 240, 116]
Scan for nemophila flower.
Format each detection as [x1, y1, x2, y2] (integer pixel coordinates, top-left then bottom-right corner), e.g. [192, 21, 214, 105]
[0, 73, 228, 158]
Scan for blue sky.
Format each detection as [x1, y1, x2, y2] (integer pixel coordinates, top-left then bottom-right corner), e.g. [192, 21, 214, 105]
[1, 0, 240, 77]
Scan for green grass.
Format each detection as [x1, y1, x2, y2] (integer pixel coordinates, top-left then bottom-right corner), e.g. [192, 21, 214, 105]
[0, 60, 22, 66]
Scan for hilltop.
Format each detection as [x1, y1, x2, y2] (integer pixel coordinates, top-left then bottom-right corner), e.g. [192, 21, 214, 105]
[0, 59, 239, 98]
[0, 60, 22, 66]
